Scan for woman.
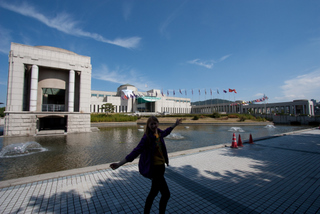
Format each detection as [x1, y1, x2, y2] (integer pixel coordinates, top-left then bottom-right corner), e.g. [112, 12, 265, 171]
[110, 116, 182, 214]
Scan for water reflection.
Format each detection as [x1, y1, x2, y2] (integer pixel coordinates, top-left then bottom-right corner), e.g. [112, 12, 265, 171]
[228, 127, 245, 132]
[166, 133, 184, 140]
[0, 142, 46, 158]
[0, 124, 308, 181]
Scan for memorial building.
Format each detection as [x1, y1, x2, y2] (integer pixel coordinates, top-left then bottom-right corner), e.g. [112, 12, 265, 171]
[4, 43, 92, 136]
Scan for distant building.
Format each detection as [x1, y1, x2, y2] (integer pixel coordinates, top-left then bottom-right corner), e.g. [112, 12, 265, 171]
[192, 99, 315, 116]
[311, 99, 320, 115]
[241, 100, 314, 115]
[91, 84, 191, 114]
[4, 43, 92, 136]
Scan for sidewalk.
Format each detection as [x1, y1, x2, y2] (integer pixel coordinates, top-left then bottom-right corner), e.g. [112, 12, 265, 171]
[0, 128, 319, 213]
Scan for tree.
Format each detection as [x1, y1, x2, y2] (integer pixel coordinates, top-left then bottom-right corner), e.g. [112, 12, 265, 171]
[0, 107, 5, 118]
[100, 103, 114, 114]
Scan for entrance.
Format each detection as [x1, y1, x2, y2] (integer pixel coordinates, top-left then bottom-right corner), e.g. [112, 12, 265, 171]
[39, 116, 67, 131]
[137, 96, 160, 112]
[42, 88, 65, 112]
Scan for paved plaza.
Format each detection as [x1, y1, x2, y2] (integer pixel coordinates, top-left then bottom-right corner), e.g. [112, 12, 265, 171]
[0, 128, 320, 213]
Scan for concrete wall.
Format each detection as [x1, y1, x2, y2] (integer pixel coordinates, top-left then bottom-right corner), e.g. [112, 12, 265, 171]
[273, 115, 320, 125]
[67, 114, 91, 133]
[4, 113, 37, 136]
[4, 112, 91, 136]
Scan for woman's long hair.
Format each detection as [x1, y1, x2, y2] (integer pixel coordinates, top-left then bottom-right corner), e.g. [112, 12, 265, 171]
[145, 116, 159, 135]
[145, 116, 159, 144]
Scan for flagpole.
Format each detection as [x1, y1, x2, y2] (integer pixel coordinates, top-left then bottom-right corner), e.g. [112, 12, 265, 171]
[192, 89, 194, 114]
[179, 90, 181, 114]
[198, 89, 200, 112]
[205, 89, 206, 111]
[216, 89, 218, 113]
[210, 89, 212, 113]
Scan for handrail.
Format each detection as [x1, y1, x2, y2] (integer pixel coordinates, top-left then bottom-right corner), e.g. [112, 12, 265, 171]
[42, 104, 65, 112]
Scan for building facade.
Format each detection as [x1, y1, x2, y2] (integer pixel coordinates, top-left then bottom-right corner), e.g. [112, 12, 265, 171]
[4, 43, 92, 136]
[241, 100, 314, 116]
[191, 99, 315, 116]
[90, 84, 192, 115]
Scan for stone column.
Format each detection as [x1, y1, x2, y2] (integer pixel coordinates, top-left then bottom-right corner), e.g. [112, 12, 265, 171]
[30, 65, 39, 111]
[68, 70, 75, 112]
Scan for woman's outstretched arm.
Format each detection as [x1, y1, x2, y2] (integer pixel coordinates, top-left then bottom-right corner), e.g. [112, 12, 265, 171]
[110, 158, 127, 170]
[171, 118, 183, 129]
[110, 134, 148, 170]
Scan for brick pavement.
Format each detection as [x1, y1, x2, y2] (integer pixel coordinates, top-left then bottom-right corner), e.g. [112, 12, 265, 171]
[0, 128, 319, 213]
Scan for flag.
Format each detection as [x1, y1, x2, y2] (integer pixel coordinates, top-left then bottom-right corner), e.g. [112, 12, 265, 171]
[199, 89, 201, 95]
[156, 92, 158, 97]
[132, 91, 137, 98]
[167, 90, 169, 96]
[173, 90, 175, 95]
[210, 89, 212, 95]
[217, 89, 219, 94]
[179, 89, 182, 94]
[229, 88, 237, 93]
[161, 89, 164, 96]
[185, 90, 187, 95]
[223, 90, 227, 93]
[205, 89, 207, 95]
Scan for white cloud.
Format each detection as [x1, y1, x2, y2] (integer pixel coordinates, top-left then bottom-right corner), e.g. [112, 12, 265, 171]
[254, 93, 264, 97]
[92, 64, 155, 91]
[0, 2, 141, 49]
[187, 59, 215, 69]
[122, 1, 133, 21]
[0, 80, 7, 85]
[275, 69, 320, 101]
[187, 54, 231, 69]
[159, 1, 187, 39]
[0, 25, 11, 54]
[219, 54, 232, 62]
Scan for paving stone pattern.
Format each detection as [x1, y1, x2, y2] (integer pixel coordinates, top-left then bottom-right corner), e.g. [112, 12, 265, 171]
[0, 129, 319, 213]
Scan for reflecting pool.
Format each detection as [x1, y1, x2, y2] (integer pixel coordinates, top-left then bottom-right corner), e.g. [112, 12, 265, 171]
[0, 124, 310, 181]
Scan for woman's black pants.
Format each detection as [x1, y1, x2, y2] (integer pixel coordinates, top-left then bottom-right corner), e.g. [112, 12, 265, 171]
[144, 164, 170, 214]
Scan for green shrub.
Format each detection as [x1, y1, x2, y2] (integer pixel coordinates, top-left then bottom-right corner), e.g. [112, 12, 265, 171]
[91, 113, 138, 122]
[238, 115, 246, 122]
[255, 116, 267, 122]
[211, 112, 221, 118]
[228, 114, 238, 118]
[192, 115, 199, 120]
[0, 107, 5, 118]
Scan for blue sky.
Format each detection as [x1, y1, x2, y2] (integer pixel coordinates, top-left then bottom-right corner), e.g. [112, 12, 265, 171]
[0, 0, 320, 106]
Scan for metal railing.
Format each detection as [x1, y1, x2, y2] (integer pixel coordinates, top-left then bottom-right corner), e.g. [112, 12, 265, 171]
[42, 104, 65, 112]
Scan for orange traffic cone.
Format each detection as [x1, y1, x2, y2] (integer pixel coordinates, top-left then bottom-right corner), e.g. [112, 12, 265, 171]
[230, 133, 238, 148]
[238, 134, 243, 147]
[249, 134, 254, 144]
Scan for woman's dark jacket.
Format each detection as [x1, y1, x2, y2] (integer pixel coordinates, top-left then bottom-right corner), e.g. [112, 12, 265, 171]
[125, 127, 173, 179]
